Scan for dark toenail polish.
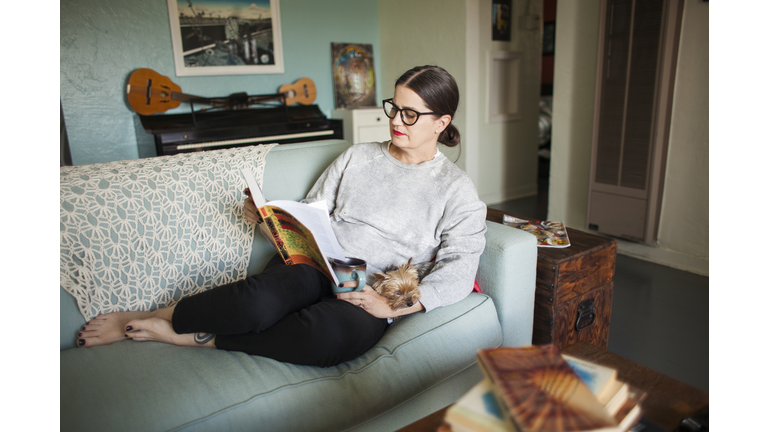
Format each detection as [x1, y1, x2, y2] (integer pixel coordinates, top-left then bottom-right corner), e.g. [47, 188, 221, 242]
[82, 326, 86, 331]
[78, 332, 83, 337]
[78, 339, 85, 346]
[126, 325, 133, 331]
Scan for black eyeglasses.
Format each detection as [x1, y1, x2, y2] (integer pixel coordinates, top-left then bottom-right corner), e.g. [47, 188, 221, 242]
[382, 99, 443, 126]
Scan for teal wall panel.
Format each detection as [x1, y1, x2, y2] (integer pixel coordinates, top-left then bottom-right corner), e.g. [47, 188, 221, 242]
[61, 0, 380, 165]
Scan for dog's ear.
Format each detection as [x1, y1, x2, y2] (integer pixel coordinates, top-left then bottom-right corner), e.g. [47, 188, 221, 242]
[407, 257, 414, 266]
[373, 272, 387, 279]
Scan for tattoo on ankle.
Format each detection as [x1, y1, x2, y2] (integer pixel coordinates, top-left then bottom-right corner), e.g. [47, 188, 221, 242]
[194, 333, 215, 345]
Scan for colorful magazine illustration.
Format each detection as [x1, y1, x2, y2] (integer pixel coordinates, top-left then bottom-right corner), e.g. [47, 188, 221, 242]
[241, 168, 346, 285]
[502, 215, 571, 248]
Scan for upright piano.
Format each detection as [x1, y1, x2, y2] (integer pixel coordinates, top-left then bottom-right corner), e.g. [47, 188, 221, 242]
[139, 104, 343, 156]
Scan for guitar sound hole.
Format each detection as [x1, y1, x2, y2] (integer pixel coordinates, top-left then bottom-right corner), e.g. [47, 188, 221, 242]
[145, 79, 152, 105]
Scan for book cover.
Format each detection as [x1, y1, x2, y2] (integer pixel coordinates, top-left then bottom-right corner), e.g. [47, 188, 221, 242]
[562, 354, 621, 406]
[445, 378, 518, 432]
[477, 345, 620, 432]
[502, 215, 571, 248]
[241, 168, 346, 285]
[563, 353, 635, 422]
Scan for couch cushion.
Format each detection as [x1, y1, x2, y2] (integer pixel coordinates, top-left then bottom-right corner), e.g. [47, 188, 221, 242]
[60, 293, 501, 432]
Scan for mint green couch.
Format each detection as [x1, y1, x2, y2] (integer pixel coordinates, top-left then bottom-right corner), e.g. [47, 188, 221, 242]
[60, 139, 537, 432]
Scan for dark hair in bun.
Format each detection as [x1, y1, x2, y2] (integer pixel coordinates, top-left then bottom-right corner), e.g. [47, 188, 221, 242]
[395, 65, 461, 148]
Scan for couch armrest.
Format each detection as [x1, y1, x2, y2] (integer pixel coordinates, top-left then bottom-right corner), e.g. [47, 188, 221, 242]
[476, 221, 537, 347]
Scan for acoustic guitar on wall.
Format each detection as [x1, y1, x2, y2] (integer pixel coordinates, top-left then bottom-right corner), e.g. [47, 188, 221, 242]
[126, 68, 317, 116]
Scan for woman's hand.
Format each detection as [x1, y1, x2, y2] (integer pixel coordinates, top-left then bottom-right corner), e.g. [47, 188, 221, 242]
[336, 285, 424, 319]
[243, 188, 263, 224]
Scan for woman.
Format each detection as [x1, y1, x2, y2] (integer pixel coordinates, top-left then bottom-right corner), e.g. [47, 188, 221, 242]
[78, 65, 487, 367]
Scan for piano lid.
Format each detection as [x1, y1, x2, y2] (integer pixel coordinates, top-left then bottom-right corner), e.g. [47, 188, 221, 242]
[139, 104, 328, 136]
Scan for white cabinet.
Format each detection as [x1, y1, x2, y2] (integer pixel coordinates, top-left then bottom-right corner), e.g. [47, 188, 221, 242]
[331, 107, 390, 144]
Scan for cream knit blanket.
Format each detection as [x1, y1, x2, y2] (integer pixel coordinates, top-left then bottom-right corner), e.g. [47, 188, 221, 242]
[60, 144, 276, 321]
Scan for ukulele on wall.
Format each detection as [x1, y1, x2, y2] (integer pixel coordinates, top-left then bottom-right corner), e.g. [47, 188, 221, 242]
[126, 68, 317, 116]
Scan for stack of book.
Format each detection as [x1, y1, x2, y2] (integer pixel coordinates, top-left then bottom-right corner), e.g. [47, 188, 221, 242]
[446, 345, 646, 432]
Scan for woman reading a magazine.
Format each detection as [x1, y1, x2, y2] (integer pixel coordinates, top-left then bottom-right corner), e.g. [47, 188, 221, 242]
[77, 65, 487, 368]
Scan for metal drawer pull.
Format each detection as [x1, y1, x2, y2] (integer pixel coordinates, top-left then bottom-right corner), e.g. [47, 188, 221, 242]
[575, 299, 597, 332]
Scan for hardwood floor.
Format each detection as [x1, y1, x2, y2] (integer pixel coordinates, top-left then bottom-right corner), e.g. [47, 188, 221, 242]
[607, 254, 708, 392]
[488, 191, 709, 392]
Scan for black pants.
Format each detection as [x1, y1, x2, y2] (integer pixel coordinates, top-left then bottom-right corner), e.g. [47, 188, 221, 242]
[171, 254, 388, 367]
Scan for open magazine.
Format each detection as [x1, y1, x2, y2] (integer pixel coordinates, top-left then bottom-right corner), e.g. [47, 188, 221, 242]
[241, 168, 346, 285]
[502, 215, 571, 248]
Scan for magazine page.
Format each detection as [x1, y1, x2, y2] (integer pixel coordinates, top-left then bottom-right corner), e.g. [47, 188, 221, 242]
[260, 205, 339, 285]
[241, 168, 268, 207]
[241, 168, 345, 284]
[267, 200, 346, 260]
[502, 215, 571, 248]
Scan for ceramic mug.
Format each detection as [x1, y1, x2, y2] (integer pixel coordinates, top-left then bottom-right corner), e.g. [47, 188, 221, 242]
[329, 257, 367, 294]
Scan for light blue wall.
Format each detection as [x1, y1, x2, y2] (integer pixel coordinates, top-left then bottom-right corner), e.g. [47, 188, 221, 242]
[61, 0, 381, 165]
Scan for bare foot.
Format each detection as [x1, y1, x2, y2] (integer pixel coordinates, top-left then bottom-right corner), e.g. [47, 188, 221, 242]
[125, 317, 182, 344]
[78, 306, 176, 348]
[126, 317, 216, 348]
[78, 311, 152, 347]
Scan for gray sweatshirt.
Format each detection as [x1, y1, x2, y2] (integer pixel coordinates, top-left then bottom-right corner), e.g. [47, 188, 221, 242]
[304, 141, 487, 312]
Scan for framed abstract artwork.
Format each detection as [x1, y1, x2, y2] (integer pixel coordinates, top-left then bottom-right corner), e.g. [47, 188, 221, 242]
[167, 0, 284, 76]
[331, 43, 377, 109]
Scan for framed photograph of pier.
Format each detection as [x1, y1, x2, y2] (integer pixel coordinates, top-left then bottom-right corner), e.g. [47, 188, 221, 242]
[167, 0, 284, 76]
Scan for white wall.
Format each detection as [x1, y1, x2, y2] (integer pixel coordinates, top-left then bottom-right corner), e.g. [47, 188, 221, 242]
[378, 0, 540, 204]
[549, 0, 709, 274]
[547, 0, 600, 228]
[472, 0, 541, 204]
[378, 0, 467, 167]
[656, 0, 709, 261]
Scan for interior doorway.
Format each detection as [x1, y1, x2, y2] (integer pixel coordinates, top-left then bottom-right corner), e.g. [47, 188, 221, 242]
[487, 0, 557, 221]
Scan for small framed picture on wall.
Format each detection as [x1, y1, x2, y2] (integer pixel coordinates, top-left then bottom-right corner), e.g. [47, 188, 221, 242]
[167, 0, 284, 76]
[331, 43, 377, 109]
[492, 0, 512, 41]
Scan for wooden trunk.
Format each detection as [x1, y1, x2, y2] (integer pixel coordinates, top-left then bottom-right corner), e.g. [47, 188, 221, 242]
[486, 208, 617, 350]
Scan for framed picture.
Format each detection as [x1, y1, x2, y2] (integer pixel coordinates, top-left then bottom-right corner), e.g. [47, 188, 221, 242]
[331, 43, 377, 109]
[492, 0, 512, 41]
[167, 0, 284, 76]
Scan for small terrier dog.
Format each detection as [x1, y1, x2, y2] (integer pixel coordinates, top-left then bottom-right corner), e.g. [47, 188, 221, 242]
[372, 258, 433, 310]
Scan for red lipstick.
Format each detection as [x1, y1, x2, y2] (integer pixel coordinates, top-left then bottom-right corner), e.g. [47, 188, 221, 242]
[393, 130, 406, 136]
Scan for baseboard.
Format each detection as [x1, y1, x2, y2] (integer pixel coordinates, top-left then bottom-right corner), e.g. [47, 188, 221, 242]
[613, 238, 709, 277]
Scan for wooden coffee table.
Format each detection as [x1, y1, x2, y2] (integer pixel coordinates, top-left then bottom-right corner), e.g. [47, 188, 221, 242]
[396, 342, 709, 432]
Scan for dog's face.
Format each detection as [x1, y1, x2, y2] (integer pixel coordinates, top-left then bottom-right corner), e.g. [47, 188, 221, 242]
[372, 263, 422, 310]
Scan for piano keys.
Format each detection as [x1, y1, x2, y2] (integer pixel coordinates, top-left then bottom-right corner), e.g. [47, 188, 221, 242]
[139, 104, 343, 156]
